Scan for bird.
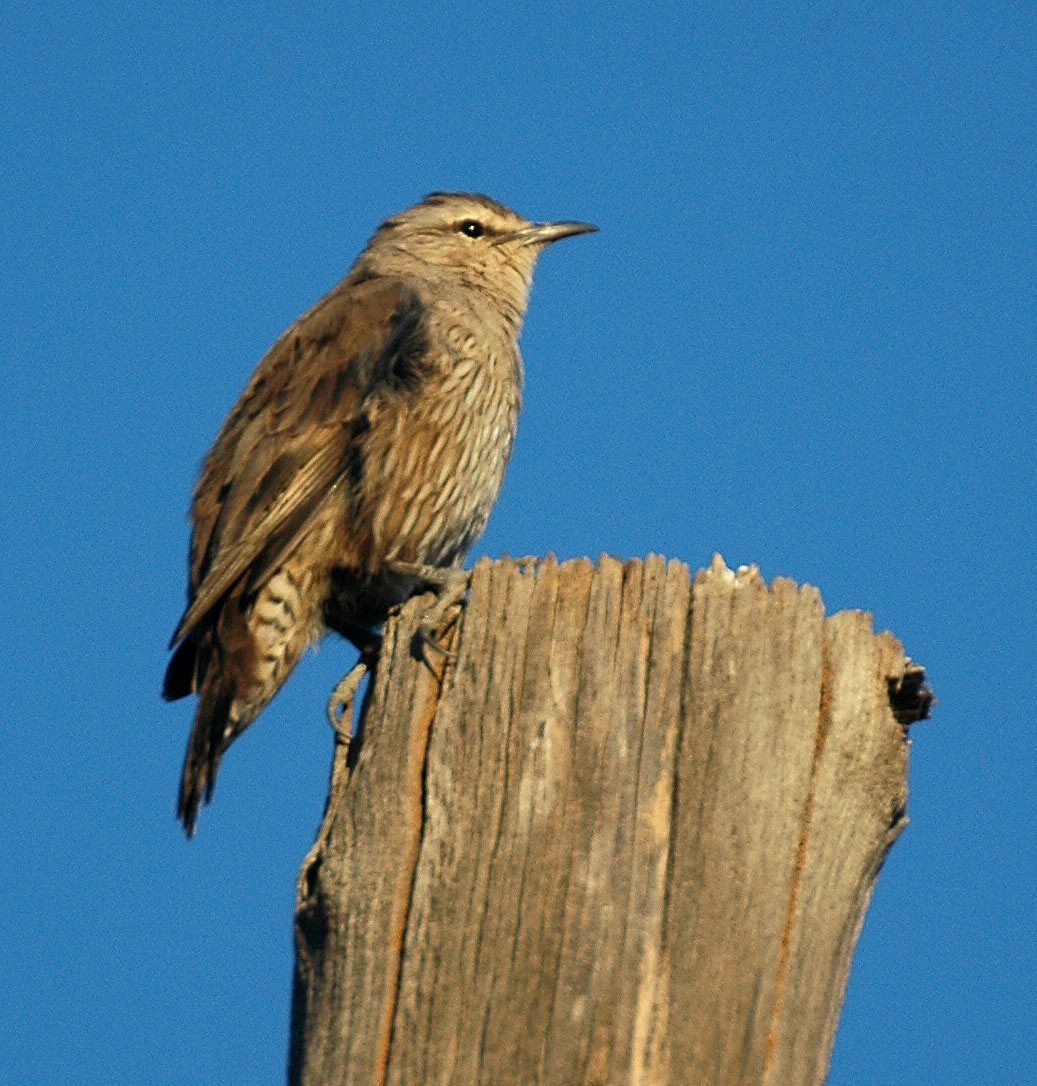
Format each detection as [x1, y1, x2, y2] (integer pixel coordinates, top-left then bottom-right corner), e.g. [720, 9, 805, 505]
[163, 192, 596, 835]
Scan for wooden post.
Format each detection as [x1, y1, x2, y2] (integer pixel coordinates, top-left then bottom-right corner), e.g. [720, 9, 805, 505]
[289, 555, 931, 1085]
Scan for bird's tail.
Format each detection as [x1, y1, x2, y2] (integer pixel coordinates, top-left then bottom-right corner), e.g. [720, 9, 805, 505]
[177, 680, 238, 837]
[165, 584, 309, 835]
[164, 626, 248, 836]
[163, 630, 228, 835]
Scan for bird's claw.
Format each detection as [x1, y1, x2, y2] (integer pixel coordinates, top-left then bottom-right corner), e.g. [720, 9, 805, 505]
[414, 601, 463, 666]
[384, 560, 469, 669]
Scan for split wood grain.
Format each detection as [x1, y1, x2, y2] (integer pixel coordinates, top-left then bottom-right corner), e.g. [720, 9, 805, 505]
[289, 555, 930, 1086]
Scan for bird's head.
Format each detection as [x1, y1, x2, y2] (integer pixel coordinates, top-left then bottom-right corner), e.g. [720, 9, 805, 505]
[356, 192, 597, 329]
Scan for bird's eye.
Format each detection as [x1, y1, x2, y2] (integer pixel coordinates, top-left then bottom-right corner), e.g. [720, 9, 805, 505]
[458, 220, 485, 238]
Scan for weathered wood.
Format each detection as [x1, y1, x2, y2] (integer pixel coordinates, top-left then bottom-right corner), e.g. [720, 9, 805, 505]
[289, 555, 930, 1085]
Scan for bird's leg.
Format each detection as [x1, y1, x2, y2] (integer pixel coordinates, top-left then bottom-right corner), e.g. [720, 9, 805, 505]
[327, 644, 379, 742]
[386, 560, 470, 662]
[327, 629, 382, 744]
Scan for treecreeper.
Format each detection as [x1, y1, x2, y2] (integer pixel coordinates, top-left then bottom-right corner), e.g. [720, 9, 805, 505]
[163, 192, 596, 835]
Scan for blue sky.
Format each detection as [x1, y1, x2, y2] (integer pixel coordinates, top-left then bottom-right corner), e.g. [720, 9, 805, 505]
[3, 3, 1034, 1082]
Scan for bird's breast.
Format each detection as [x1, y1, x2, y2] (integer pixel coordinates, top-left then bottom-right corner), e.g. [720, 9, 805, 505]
[352, 318, 521, 572]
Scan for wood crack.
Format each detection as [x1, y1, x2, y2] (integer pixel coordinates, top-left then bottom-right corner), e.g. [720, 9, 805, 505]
[374, 627, 454, 1086]
[762, 627, 834, 1081]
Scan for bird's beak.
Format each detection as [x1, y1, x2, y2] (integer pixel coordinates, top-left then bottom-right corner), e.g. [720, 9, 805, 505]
[501, 220, 598, 247]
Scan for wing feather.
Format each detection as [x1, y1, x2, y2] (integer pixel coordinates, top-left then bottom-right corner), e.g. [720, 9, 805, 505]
[169, 277, 424, 647]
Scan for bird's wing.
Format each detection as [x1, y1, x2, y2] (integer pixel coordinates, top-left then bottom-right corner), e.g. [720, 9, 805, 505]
[169, 276, 426, 647]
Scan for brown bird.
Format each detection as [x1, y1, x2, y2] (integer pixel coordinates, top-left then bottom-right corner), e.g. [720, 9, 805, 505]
[163, 192, 596, 835]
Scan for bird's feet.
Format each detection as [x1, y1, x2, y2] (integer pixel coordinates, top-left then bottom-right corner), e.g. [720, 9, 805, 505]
[386, 560, 470, 666]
